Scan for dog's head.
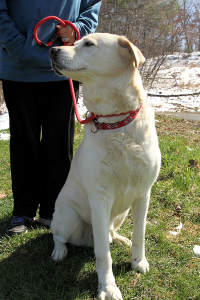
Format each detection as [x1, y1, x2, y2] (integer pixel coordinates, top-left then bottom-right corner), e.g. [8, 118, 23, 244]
[50, 33, 145, 83]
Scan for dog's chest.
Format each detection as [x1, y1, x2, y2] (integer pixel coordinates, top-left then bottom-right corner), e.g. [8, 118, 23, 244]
[81, 123, 160, 197]
[87, 131, 152, 188]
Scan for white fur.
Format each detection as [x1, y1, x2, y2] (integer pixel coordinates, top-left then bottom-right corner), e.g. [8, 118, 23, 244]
[50, 33, 161, 300]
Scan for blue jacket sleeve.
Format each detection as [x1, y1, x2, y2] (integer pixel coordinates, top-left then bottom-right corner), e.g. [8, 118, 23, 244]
[0, 0, 26, 58]
[74, 0, 101, 38]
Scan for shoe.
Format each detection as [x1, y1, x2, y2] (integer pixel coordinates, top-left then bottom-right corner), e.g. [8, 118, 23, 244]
[5, 216, 34, 238]
[38, 216, 52, 227]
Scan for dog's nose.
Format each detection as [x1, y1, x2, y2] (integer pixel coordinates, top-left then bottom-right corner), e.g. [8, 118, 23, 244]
[49, 47, 60, 59]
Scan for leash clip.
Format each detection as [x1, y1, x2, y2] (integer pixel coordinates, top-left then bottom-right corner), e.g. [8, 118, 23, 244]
[91, 121, 98, 133]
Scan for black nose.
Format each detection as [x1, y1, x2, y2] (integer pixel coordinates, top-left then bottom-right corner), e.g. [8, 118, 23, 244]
[49, 47, 60, 59]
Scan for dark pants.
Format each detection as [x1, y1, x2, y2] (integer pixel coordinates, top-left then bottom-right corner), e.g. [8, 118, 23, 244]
[2, 80, 79, 219]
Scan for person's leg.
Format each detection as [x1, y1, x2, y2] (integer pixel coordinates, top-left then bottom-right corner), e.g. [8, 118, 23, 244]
[3, 80, 43, 218]
[3, 80, 46, 237]
[39, 80, 79, 220]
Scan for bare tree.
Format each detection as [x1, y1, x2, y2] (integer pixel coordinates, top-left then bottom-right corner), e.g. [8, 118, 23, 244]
[97, 0, 187, 87]
[0, 81, 4, 104]
[191, 4, 200, 51]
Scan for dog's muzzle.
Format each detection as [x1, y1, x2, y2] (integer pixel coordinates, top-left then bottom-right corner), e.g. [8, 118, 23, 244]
[49, 47, 60, 60]
[49, 48, 64, 76]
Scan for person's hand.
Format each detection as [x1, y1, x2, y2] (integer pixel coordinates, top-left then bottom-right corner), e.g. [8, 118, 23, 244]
[56, 24, 76, 46]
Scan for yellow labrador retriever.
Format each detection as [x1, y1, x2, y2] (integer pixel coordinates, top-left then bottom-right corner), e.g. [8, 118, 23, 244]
[50, 33, 161, 300]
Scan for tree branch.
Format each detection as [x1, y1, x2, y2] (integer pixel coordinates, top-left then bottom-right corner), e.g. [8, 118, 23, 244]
[148, 91, 200, 97]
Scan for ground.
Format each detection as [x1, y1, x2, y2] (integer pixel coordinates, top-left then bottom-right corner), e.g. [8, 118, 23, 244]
[156, 112, 200, 140]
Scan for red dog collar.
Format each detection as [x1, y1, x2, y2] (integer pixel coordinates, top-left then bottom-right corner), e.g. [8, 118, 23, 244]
[91, 105, 142, 132]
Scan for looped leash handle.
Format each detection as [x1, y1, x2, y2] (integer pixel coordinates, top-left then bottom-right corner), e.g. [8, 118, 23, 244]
[33, 16, 81, 47]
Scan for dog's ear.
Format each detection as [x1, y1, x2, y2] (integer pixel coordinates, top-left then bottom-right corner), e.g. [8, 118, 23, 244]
[118, 36, 145, 68]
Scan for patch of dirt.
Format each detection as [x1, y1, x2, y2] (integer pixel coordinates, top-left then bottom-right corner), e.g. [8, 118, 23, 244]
[155, 113, 200, 141]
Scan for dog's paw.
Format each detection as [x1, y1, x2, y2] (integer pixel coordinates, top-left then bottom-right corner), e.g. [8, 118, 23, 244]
[98, 284, 123, 300]
[112, 232, 132, 247]
[51, 243, 68, 261]
[131, 257, 149, 273]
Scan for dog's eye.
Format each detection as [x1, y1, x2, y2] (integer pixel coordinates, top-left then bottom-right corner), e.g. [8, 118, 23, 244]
[84, 41, 94, 47]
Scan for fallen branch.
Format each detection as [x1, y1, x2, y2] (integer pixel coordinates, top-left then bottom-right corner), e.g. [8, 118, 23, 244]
[148, 91, 200, 97]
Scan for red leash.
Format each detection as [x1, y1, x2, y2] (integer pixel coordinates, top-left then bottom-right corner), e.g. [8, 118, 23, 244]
[33, 16, 142, 128]
[33, 16, 92, 124]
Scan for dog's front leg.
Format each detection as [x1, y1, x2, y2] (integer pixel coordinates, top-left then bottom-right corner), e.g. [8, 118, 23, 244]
[131, 192, 150, 274]
[90, 201, 123, 300]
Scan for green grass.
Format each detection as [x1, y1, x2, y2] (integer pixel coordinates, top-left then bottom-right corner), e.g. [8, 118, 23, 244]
[0, 116, 200, 300]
